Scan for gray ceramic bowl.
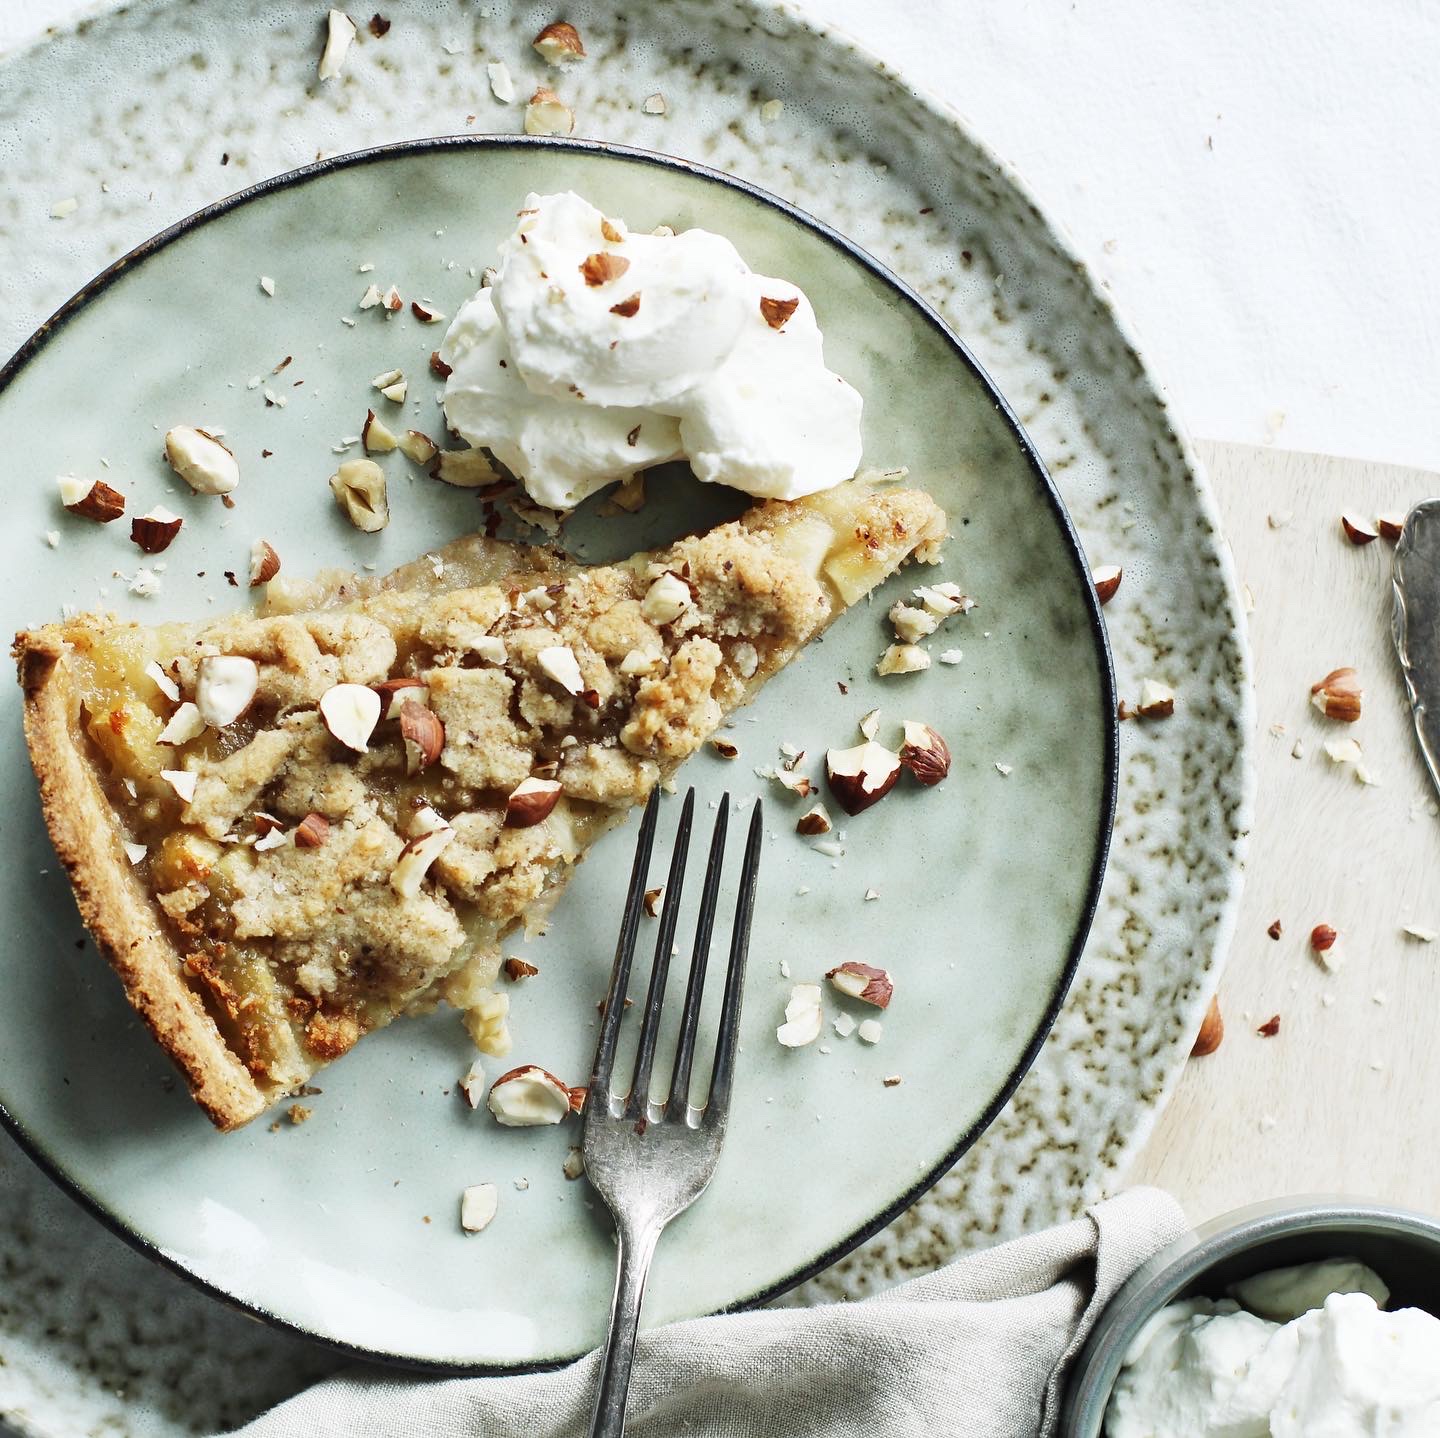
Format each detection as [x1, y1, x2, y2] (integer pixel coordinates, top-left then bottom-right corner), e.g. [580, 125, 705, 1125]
[1061, 1197, 1440, 1437]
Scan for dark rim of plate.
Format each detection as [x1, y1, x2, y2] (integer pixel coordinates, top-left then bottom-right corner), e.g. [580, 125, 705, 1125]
[0, 134, 1120, 1376]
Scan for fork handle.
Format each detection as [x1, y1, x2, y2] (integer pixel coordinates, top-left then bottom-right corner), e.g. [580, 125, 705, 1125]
[587, 1216, 662, 1438]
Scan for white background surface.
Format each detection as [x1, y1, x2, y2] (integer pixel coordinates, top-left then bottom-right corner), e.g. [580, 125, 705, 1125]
[5, 0, 1439, 468]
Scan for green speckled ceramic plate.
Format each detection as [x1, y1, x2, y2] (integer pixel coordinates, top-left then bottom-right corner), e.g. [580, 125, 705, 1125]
[0, 138, 1114, 1368]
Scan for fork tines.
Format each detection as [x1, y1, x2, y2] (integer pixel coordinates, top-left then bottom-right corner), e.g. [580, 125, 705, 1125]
[588, 787, 763, 1125]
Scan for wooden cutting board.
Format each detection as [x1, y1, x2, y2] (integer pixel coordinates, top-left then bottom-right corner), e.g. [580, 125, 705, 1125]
[1131, 441, 1440, 1218]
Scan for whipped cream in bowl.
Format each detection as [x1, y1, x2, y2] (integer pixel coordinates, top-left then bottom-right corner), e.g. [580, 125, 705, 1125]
[1062, 1201, 1440, 1438]
[438, 190, 863, 512]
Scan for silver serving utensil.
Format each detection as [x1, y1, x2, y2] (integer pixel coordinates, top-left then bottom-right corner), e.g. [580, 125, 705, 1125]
[1393, 501, 1440, 800]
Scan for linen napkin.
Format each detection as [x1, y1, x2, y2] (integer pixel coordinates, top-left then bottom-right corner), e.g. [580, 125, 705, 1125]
[230, 1186, 1184, 1438]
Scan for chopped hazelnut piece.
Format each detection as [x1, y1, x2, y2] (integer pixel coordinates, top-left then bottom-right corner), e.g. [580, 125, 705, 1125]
[196, 656, 258, 728]
[391, 826, 455, 897]
[400, 701, 445, 774]
[373, 677, 429, 720]
[431, 447, 499, 487]
[329, 458, 389, 532]
[160, 768, 198, 804]
[143, 660, 180, 703]
[164, 426, 239, 495]
[795, 803, 832, 836]
[317, 9, 357, 81]
[759, 296, 799, 330]
[130, 507, 183, 555]
[487, 60, 516, 103]
[459, 1183, 499, 1234]
[361, 408, 399, 453]
[538, 645, 585, 696]
[827, 962, 892, 1009]
[1092, 564, 1122, 604]
[1340, 513, 1379, 545]
[459, 1060, 486, 1108]
[504, 776, 563, 828]
[525, 88, 575, 136]
[776, 984, 823, 1048]
[1191, 996, 1224, 1056]
[157, 702, 206, 747]
[1135, 679, 1175, 719]
[1310, 667, 1362, 722]
[319, 683, 382, 753]
[876, 644, 930, 677]
[249, 539, 281, 586]
[58, 475, 126, 522]
[825, 742, 902, 815]
[398, 430, 440, 467]
[641, 572, 691, 624]
[294, 812, 330, 849]
[889, 602, 938, 644]
[898, 721, 951, 785]
[532, 20, 585, 62]
[580, 252, 631, 287]
[487, 1065, 573, 1126]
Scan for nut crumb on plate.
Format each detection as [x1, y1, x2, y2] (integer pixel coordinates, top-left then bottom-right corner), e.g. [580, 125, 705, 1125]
[460, 1182, 499, 1233]
[776, 983, 822, 1048]
[876, 643, 929, 677]
[532, 21, 585, 63]
[525, 88, 575, 137]
[487, 60, 516, 103]
[317, 9, 357, 81]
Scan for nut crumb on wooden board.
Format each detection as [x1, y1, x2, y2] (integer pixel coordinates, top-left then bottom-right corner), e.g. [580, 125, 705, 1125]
[1131, 442, 1440, 1219]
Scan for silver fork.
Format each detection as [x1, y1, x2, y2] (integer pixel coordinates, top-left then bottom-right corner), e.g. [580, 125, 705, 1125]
[582, 785, 763, 1438]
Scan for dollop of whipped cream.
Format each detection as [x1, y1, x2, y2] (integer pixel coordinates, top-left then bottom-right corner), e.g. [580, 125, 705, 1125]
[438, 190, 863, 510]
[1105, 1261, 1440, 1437]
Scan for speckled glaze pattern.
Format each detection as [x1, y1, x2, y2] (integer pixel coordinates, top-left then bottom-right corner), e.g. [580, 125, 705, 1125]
[0, 1, 1251, 1433]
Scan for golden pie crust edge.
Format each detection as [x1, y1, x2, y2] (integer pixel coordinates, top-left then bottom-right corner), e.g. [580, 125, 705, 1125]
[16, 632, 266, 1130]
